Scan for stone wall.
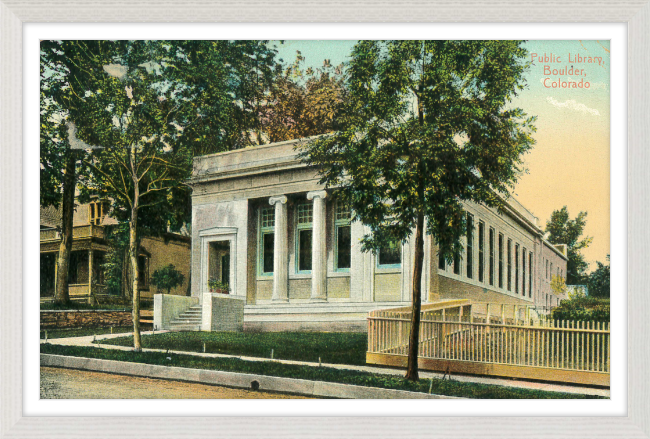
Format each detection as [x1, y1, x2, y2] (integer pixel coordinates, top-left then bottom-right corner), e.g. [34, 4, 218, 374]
[202, 293, 245, 331]
[40, 310, 132, 329]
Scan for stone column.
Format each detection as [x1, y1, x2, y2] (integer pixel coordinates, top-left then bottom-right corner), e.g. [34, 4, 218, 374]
[307, 190, 327, 302]
[269, 195, 289, 302]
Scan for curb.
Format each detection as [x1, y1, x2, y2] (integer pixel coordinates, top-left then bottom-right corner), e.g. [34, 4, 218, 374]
[41, 354, 460, 399]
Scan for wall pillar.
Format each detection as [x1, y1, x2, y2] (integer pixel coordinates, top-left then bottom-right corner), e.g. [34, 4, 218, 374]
[307, 190, 327, 302]
[269, 195, 289, 302]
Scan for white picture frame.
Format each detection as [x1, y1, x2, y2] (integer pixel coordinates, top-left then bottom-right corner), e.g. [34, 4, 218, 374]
[1, 1, 647, 437]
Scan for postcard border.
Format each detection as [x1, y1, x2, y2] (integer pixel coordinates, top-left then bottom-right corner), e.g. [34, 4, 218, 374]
[1, 1, 647, 438]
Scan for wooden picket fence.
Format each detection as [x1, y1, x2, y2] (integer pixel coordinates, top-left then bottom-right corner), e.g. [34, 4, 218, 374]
[366, 301, 610, 387]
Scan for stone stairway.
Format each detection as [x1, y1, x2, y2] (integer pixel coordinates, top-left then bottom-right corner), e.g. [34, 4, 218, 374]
[167, 305, 202, 331]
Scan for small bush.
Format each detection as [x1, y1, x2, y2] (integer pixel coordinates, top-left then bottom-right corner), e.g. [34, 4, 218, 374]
[150, 264, 185, 294]
[552, 297, 610, 323]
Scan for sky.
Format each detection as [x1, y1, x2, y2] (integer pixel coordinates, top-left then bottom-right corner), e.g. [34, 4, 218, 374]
[273, 40, 611, 270]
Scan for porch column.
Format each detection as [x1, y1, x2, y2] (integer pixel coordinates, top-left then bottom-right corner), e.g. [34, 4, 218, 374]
[307, 190, 327, 302]
[88, 249, 93, 297]
[269, 195, 289, 302]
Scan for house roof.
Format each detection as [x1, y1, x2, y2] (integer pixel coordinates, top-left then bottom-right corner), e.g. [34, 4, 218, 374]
[40, 205, 62, 228]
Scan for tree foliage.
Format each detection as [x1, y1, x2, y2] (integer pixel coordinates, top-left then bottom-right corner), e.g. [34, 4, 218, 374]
[41, 40, 280, 350]
[260, 53, 346, 143]
[300, 40, 536, 380]
[587, 255, 610, 298]
[544, 206, 592, 284]
[550, 274, 567, 297]
[151, 264, 185, 295]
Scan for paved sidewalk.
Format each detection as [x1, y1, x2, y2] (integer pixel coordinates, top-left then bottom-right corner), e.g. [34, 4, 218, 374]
[42, 331, 609, 398]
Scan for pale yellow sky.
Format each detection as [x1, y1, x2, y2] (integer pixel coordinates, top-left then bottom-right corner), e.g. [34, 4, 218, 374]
[512, 40, 610, 269]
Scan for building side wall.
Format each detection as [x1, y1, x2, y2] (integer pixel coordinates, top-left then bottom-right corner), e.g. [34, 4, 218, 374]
[432, 200, 538, 305]
[537, 242, 569, 309]
[190, 143, 568, 317]
[140, 236, 191, 300]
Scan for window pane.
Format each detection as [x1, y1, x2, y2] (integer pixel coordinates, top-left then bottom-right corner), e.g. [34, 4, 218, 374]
[515, 244, 519, 294]
[478, 221, 484, 282]
[263, 233, 274, 273]
[529, 253, 533, 297]
[261, 208, 275, 229]
[498, 234, 503, 288]
[507, 239, 512, 291]
[298, 229, 312, 271]
[379, 240, 401, 266]
[336, 225, 351, 269]
[336, 203, 351, 221]
[489, 228, 495, 286]
[297, 204, 313, 225]
[466, 214, 473, 279]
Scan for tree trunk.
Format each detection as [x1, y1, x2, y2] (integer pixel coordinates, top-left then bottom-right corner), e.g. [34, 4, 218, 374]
[405, 208, 425, 381]
[129, 150, 142, 351]
[122, 247, 131, 299]
[129, 210, 142, 351]
[54, 150, 77, 305]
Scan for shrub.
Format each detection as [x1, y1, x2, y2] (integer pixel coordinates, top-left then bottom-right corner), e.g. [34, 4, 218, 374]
[150, 264, 185, 294]
[552, 296, 609, 323]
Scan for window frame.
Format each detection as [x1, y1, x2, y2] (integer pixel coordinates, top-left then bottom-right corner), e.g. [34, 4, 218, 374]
[377, 238, 402, 269]
[498, 233, 504, 289]
[295, 203, 314, 274]
[529, 252, 533, 297]
[507, 238, 512, 291]
[334, 202, 352, 272]
[258, 207, 275, 277]
[515, 243, 519, 294]
[478, 220, 485, 283]
[466, 213, 474, 279]
[489, 227, 495, 286]
[522, 246, 527, 297]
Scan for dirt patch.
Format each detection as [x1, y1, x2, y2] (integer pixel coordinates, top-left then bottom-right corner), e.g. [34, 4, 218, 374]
[40, 367, 314, 399]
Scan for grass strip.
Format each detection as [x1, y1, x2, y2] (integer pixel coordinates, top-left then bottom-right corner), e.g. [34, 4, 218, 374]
[40, 343, 602, 399]
[41, 326, 133, 339]
[99, 331, 368, 366]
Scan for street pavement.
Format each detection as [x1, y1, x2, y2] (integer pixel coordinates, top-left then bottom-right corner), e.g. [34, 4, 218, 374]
[40, 366, 314, 399]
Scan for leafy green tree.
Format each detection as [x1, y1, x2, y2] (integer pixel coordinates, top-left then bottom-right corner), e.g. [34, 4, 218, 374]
[151, 264, 185, 295]
[44, 40, 280, 350]
[587, 255, 610, 298]
[40, 44, 89, 305]
[544, 206, 592, 284]
[300, 40, 536, 381]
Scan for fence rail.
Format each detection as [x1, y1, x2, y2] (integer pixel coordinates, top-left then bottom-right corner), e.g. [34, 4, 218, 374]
[367, 303, 610, 386]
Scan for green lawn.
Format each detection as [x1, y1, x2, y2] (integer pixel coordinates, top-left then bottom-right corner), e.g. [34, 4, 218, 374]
[40, 343, 602, 399]
[41, 326, 133, 339]
[98, 331, 368, 366]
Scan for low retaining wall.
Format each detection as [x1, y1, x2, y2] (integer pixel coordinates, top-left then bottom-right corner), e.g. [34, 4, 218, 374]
[202, 293, 245, 331]
[40, 310, 132, 329]
[154, 294, 198, 330]
[41, 354, 457, 399]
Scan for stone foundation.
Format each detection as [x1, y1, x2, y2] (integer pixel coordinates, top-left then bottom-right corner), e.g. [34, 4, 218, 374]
[40, 310, 133, 329]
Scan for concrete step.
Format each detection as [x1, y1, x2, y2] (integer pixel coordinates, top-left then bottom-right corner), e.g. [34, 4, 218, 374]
[167, 325, 201, 331]
[168, 320, 201, 325]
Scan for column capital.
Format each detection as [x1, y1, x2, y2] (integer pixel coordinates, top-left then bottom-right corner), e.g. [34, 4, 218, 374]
[306, 190, 327, 201]
[269, 195, 288, 206]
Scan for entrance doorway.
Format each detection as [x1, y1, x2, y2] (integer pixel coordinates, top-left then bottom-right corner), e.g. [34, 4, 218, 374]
[208, 241, 232, 288]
